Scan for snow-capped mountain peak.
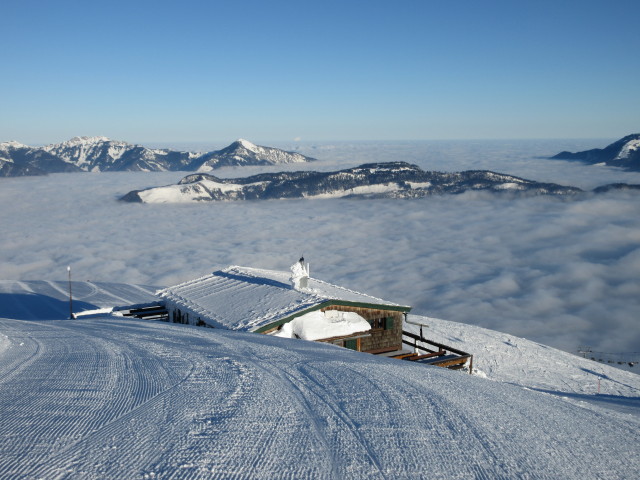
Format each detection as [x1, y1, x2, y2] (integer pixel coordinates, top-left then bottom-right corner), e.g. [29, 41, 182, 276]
[42, 136, 134, 170]
[194, 139, 315, 172]
[0, 140, 28, 149]
[236, 138, 260, 153]
[615, 138, 640, 160]
[552, 133, 640, 171]
[63, 136, 113, 146]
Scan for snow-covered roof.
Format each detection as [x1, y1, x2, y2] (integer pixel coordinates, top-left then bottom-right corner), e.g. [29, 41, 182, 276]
[157, 265, 411, 332]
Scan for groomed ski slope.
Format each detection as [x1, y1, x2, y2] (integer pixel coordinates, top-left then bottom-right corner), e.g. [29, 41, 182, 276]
[1, 281, 639, 479]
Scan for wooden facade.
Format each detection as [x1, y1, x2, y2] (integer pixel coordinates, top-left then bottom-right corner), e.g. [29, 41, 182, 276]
[317, 305, 405, 353]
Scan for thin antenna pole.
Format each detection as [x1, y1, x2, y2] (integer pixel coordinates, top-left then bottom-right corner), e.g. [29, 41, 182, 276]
[67, 266, 73, 319]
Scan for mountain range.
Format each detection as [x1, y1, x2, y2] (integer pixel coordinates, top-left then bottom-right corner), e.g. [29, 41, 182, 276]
[0, 137, 314, 177]
[120, 161, 585, 203]
[551, 134, 640, 171]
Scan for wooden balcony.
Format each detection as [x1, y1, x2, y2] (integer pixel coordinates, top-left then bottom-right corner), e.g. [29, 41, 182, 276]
[399, 329, 473, 373]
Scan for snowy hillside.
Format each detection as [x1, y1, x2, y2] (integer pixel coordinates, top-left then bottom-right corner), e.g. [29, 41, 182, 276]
[0, 280, 638, 479]
[0, 137, 315, 176]
[120, 162, 583, 203]
[552, 133, 640, 171]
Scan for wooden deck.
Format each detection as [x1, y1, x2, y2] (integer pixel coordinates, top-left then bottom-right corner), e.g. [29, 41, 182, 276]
[399, 330, 473, 373]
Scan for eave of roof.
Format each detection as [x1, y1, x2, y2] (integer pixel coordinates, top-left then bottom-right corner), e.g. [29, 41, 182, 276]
[253, 300, 412, 333]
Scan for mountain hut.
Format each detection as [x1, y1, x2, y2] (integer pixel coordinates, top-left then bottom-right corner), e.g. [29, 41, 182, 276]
[157, 262, 411, 353]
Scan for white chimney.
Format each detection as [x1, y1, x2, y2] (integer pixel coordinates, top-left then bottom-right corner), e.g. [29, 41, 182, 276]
[290, 256, 310, 291]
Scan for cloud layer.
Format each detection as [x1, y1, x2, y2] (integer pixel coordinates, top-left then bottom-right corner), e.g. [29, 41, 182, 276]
[1, 140, 639, 367]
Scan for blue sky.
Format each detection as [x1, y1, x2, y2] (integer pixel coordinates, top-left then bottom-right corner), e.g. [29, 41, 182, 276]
[2, 0, 639, 144]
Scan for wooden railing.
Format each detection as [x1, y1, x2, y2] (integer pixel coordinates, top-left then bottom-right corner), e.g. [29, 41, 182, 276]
[402, 330, 473, 373]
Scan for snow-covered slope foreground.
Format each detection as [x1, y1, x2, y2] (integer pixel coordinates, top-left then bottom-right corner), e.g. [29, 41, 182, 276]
[0, 137, 315, 176]
[1, 280, 639, 479]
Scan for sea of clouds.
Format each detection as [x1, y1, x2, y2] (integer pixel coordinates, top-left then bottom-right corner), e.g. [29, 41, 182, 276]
[2, 139, 639, 368]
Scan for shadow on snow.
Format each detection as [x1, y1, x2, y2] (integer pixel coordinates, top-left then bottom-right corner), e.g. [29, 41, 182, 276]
[0, 293, 97, 320]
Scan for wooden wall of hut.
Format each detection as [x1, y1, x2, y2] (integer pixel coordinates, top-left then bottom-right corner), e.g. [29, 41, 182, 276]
[320, 305, 404, 352]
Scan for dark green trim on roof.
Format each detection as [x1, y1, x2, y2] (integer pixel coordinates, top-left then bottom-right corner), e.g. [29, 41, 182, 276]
[253, 300, 411, 333]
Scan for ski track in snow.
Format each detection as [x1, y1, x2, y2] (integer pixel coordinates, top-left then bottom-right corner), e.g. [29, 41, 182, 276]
[1, 318, 639, 479]
[0, 281, 639, 479]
